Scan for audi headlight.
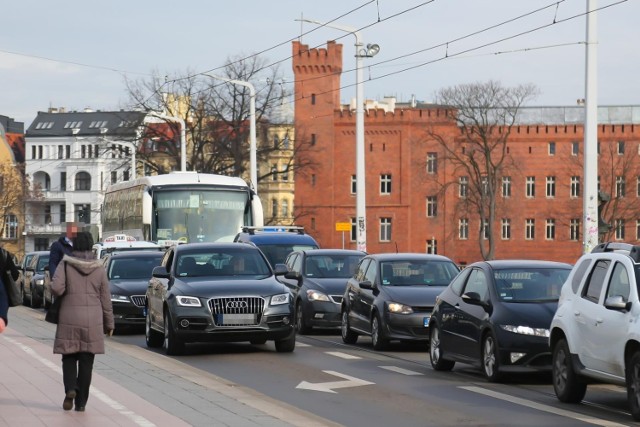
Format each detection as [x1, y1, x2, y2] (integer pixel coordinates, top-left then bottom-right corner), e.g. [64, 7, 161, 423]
[387, 302, 413, 314]
[270, 293, 289, 305]
[35, 279, 44, 285]
[111, 294, 129, 303]
[306, 289, 330, 302]
[176, 296, 202, 307]
[500, 325, 549, 337]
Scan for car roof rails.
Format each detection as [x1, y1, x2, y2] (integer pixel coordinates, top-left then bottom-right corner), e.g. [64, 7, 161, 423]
[591, 242, 633, 253]
[241, 226, 306, 235]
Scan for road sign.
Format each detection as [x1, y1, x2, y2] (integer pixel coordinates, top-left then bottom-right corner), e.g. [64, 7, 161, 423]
[335, 222, 351, 232]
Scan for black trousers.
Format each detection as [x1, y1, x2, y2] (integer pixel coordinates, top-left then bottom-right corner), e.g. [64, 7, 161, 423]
[62, 352, 95, 407]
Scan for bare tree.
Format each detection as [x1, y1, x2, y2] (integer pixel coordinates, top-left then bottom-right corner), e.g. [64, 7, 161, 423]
[427, 80, 539, 260]
[124, 56, 313, 184]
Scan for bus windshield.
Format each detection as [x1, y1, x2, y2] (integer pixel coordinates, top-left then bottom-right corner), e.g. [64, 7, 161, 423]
[154, 189, 248, 245]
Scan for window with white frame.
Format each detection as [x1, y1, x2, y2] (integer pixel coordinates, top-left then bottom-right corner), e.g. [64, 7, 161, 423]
[282, 200, 289, 217]
[525, 219, 535, 240]
[271, 165, 278, 181]
[426, 153, 437, 174]
[271, 199, 278, 217]
[570, 219, 580, 241]
[3, 214, 17, 239]
[615, 219, 625, 240]
[570, 176, 580, 198]
[380, 218, 392, 242]
[350, 217, 356, 242]
[459, 176, 468, 198]
[546, 176, 556, 197]
[502, 176, 511, 197]
[351, 175, 356, 195]
[546, 219, 556, 240]
[380, 174, 391, 195]
[426, 196, 437, 217]
[426, 239, 437, 254]
[282, 165, 289, 182]
[526, 177, 535, 198]
[616, 176, 626, 197]
[459, 218, 468, 239]
[501, 218, 511, 240]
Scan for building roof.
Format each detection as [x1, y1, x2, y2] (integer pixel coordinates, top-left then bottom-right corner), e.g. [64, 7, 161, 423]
[26, 110, 147, 138]
[514, 105, 640, 125]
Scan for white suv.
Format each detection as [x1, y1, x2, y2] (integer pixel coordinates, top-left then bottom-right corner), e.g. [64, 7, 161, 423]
[549, 242, 640, 421]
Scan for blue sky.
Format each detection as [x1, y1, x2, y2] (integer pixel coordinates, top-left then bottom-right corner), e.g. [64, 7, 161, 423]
[1, 0, 638, 127]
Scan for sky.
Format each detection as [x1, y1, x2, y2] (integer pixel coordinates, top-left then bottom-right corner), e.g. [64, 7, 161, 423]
[2, 0, 639, 128]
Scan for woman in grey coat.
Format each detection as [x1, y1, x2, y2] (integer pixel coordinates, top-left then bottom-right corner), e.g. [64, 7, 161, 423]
[51, 231, 114, 412]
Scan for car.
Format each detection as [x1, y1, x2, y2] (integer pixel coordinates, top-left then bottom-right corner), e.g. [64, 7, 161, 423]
[103, 251, 165, 332]
[93, 234, 164, 259]
[429, 260, 572, 382]
[22, 251, 49, 308]
[145, 242, 296, 355]
[234, 226, 319, 267]
[341, 253, 460, 350]
[16, 251, 39, 304]
[549, 242, 640, 421]
[281, 249, 366, 333]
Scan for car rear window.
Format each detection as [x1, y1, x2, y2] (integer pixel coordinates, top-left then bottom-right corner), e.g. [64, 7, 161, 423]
[108, 255, 164, 280]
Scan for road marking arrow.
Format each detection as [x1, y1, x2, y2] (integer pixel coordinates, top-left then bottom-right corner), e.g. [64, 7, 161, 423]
[296, 370, 375, 394]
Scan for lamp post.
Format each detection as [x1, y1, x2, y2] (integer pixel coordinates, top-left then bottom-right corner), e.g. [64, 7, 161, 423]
[203, 73, 258, 195]
[297, 19, 379, 252]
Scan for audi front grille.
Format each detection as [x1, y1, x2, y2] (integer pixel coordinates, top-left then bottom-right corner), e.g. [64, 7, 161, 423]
[208, 297, 265, 327]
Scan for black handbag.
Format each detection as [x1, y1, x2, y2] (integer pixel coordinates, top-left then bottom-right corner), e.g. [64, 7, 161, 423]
[45, 296, 62, 324]
[45, 263, 66, 324]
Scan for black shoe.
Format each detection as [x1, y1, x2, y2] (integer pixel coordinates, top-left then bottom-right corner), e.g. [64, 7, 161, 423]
[74, 406, 85, 412]
[63, 390, 76, 411]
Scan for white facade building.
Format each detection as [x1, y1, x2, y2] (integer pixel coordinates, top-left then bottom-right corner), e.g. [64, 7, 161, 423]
[24, 109, 148, 251]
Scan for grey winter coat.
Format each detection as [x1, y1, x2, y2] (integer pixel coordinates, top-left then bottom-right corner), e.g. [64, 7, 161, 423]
[51, 252, 114, 355]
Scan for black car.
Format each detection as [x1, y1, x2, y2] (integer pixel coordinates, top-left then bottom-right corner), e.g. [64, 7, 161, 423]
[429, 260, 572, 382]
[103, 251, 165, 332]
[281, 249, 366, 333]
[22, 251, 49, 308]
[234, 226, 320, 267]
[341, 253, 460, 350]
[145, 242, 295, 355]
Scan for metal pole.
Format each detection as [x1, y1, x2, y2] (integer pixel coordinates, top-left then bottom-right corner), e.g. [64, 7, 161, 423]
[354, 40, 367, 252]
[583, 0, 598, 253]
[203, 73, 258, 194]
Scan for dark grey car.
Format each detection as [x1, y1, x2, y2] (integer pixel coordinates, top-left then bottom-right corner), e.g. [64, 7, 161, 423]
[145, 242, 295, 355]
[23, 251, 49, 309]
[341, 253, 459, 350]
[281, 249, 366, 334]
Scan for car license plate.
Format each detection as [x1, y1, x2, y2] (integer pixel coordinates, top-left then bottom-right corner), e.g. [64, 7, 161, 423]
[221, 314, 257, 325]
[423, 316, 430, 327]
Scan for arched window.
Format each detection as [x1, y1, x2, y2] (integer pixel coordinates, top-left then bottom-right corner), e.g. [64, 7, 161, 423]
[75, 172, 91, 191]
[32, 171, 51, 191]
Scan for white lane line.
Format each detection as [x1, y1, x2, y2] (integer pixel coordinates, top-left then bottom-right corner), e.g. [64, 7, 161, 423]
[296, 342, 311, 347]
[325, 351, 361, 359]
[379, 366, 423, 376]
[4, 335, 155, 427]
[461, 386, 627, 427]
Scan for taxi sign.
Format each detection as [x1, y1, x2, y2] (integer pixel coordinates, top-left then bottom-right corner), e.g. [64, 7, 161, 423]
[335, 222, 351, 232]
[103, 234, 136, 243]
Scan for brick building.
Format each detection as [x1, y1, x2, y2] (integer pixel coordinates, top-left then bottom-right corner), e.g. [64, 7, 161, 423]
[292, 40, 640, 265]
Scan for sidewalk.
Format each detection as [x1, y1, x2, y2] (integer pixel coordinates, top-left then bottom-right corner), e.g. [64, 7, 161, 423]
[0, 325, 191, 427]
[0, 307, 340, 427]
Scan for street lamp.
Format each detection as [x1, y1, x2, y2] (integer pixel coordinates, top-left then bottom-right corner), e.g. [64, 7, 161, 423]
[297, 19, 379, 252]
[203, 73, 258, 195]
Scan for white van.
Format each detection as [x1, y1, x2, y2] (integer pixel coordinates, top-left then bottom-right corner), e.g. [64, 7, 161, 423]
[92, 234, 164, 259]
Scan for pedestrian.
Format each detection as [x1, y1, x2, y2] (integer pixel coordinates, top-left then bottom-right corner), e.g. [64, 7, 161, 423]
[51, 231, 114, 412]
[0, 246, 20, 333]
[49, 222, 77, 279]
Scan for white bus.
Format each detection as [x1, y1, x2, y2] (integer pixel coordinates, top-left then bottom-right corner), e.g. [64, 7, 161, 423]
[102, 172, 264, 246]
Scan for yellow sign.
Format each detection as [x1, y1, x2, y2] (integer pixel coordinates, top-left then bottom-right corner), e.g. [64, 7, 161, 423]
[335, 222, 351, 232]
